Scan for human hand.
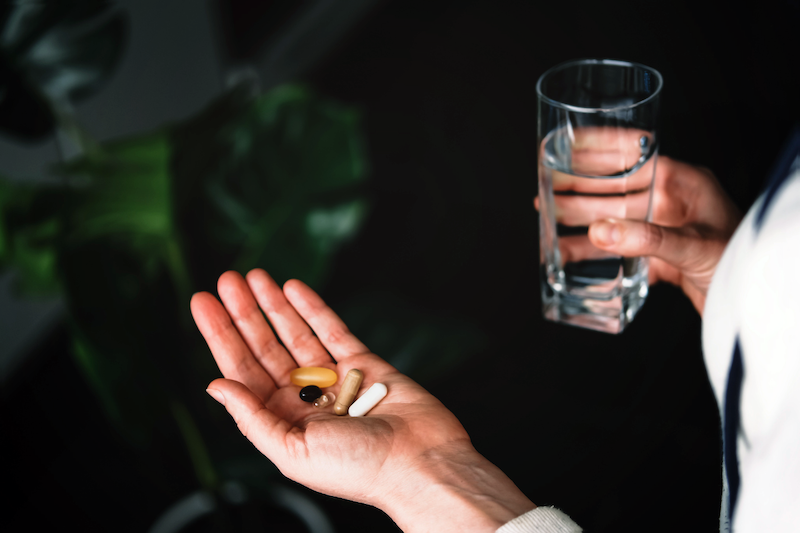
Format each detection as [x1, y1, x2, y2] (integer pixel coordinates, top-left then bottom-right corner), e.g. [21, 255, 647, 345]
[535, 127, 742, 316]
[190, 269, 535, 532]
[586, 156, 742, 315]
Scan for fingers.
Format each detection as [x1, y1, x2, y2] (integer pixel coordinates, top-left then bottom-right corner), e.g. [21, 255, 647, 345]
[200, 268, 374, 395]
[206, 378, 292, 468]
[652, 156, 743, 231]
[588, 218, 722, 272]
[217, 271, 297, 388]
[283, 279, 371, 361]
[571, 126, 652, 155]
[549, 190, 651, 226]
[245, 269, 335, 368]
[535, 142, 656, 227]
[549, 168, 651, 194]
[558, 235, 619, 264]
[534, 187, 650, 227]
[191, 292, 277, 401]
[542, 126, 653, 179]
[538, 127, 655, 215]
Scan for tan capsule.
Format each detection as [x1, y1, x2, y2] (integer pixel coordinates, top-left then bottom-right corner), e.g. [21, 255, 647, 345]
[333, 369, 363, 416]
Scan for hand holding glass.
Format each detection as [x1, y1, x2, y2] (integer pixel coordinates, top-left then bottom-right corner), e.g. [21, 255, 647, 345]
[537, 59, 663, 333]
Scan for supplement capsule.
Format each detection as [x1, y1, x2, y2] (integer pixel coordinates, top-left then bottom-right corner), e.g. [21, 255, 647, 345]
[348, 382, 387, 417]
[314, 392, 336, 408]
[290, 367, 337, 388]
[333, 369, 364, 416]
[299, 385, 322, 403]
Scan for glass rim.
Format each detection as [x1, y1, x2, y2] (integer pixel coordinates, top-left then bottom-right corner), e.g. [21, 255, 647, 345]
[536, 59, 663, 113]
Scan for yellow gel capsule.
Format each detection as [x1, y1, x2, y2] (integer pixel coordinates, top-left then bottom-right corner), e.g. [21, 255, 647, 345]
[290, 367, 338, 388]
[333, 369, 364, 416]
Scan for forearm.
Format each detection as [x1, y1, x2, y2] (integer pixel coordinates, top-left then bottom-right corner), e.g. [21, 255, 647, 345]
[377, 442, 536, 533]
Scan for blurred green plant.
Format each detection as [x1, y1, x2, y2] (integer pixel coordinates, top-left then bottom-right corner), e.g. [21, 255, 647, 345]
[0, 81, 371, 495]
[171, 82, 369, 290]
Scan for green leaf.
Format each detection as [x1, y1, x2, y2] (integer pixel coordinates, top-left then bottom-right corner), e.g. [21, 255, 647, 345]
[59, 131, 173, 245]
[71, 332, 126, 430]
[56, 129, 193, 297]
[0, 178, 63, 294]
[305, 198, 369, 254]
[172, 83, 370, 288]
[171, 400, 219, 490]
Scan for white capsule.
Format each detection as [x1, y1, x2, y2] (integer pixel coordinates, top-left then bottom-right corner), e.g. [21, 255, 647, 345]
[348, 382, 388, 417]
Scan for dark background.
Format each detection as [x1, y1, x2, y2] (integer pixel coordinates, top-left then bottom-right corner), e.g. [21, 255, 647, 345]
[3, 0, 798, 531]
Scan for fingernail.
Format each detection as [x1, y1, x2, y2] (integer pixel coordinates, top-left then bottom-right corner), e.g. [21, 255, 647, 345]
[593, 221, 621, 245]
[206, 388, 226, 406]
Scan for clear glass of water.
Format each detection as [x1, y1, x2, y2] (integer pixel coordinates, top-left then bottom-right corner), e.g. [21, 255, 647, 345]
[537, 59, 663, 334]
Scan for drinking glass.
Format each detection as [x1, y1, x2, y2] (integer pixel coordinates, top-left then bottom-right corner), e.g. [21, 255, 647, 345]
[537, 59, 663, 333]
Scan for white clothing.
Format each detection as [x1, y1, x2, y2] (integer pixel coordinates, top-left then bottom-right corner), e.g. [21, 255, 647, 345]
[703, 160, 800, 532]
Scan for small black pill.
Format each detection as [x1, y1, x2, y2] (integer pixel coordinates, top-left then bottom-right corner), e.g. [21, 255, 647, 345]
[299, 385, 323, 403]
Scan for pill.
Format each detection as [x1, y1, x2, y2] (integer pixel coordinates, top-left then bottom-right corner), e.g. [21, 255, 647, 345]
[314, 392, 336, 408]
[290, 367, 337, 388]
[348, 382, 388, 417]
[299, 385, 322, 403]
[333, 369, 364, 416]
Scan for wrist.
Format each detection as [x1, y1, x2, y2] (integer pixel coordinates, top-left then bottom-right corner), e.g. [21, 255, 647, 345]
[376, 441, 536, 533]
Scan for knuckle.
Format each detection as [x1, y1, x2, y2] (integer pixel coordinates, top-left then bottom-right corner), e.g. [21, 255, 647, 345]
[236, 406, 267, 439]
[212, 316, 237, 338]
[236, 411, 255, 439]
[288, 331, 317, 352]
[323, 324, 352, 347]
[697, 165, 716, 180]
[258, 337, 283, 358]
[640, 223, 665, 250]
[233, 356, 258, 378]
[655, 155, 674, 182]
[230, 304, 257, 323]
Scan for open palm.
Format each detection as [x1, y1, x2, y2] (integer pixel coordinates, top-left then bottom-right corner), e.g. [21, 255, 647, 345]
[190, 269, 472, 508]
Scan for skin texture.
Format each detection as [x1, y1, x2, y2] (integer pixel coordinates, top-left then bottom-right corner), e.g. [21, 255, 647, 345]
[536, 127, 743, 315]
[191, 269, 535, 532]
[587, 156, 742, 315]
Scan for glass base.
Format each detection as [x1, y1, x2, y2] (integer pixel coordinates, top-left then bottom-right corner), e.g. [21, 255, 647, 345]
[542, 282, 648, 334]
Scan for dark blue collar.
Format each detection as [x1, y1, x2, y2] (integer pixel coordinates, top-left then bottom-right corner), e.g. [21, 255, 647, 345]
[755, 124, 800, 231]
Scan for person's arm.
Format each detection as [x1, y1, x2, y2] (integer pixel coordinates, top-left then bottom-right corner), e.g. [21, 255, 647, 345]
[191, 269, 539, 532]
[374, 443, 537, 532]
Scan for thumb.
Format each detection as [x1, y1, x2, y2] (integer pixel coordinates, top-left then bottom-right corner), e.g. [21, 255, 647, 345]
[588, 218, 708, 270]
[206, 378, 292, 463]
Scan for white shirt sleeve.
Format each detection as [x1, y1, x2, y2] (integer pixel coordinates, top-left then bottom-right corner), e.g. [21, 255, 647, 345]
[496, 506, 582, 533]
[704, 163, 800, 532]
